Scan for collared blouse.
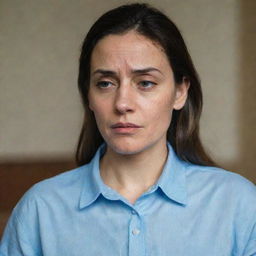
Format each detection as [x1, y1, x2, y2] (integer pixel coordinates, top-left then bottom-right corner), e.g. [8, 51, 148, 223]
[1, 143, 256, 255]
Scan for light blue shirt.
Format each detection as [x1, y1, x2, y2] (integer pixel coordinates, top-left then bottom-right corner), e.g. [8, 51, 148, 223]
[1, 143, 256, 256]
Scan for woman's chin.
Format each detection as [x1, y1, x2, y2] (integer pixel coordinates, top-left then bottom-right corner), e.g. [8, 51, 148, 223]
[111, 146, 143, 155]
[105, 138, 161, 157]
[107, 141, 146, 156]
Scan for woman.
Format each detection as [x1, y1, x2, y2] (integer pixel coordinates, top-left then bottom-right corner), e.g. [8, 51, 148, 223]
[1, 3, 255, 255]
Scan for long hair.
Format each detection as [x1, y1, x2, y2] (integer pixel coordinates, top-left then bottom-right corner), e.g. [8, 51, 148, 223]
[76, 3, 216, 166]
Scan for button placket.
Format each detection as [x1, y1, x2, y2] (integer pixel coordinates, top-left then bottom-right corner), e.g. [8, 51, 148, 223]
[128, 211, 145, 256]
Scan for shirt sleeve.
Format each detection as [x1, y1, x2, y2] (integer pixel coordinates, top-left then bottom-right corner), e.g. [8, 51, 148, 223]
[0, 191, 42, 256]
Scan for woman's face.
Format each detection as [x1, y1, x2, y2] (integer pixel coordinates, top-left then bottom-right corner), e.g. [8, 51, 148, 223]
[88, 30, 188, 155]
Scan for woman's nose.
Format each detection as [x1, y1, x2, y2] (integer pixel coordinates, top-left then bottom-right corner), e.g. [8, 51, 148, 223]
[114, 85, 135, 114]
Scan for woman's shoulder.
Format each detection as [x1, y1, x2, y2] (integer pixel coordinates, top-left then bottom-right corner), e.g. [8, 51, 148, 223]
[30, 165, 87, 192]
[14, 164, 91, 213]
[185, 163, 256, 202]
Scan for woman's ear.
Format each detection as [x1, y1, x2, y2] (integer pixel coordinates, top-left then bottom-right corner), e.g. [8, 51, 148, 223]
[173, 78, 190, 110]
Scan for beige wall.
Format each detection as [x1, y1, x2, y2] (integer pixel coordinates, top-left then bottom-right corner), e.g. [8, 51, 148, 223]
[0, 0, 255, 182]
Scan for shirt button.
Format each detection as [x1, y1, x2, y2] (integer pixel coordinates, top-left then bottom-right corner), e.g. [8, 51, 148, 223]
[131, 210, 136, 215]
[132, 229, 140, 235]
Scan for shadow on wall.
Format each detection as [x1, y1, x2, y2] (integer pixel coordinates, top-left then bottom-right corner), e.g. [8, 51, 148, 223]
[228, 0, 256, 183]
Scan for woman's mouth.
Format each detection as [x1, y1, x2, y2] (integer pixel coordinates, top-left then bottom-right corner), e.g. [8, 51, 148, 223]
[111, 122, 142, 134]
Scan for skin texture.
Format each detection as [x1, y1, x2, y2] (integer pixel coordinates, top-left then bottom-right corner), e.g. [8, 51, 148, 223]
[88, 30, 189, 203]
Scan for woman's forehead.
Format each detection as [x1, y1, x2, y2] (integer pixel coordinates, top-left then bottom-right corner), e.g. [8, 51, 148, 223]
[90, 31, 170, 75]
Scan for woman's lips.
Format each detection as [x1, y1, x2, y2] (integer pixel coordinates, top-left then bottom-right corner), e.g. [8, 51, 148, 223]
[111, 122, 142, 134]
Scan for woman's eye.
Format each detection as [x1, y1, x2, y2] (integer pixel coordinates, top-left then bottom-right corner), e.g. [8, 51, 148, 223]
[96, 81, 113, 88]
[139, 80, 156, 89]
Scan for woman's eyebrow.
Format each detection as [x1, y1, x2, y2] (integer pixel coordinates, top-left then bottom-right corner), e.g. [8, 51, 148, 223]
[132, 67, 163, 75]
[92, 67, 163, 76]
[92, 69, 116, 77]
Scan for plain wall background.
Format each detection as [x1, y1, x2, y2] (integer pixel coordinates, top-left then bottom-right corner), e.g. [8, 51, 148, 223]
[0, 0, 255, 182]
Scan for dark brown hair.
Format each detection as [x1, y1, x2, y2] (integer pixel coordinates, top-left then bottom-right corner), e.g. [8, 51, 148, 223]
[76, 3, 216, 166]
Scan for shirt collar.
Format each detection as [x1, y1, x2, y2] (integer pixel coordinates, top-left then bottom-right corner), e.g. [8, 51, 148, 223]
[157, 143, 188, 205]
[79, 144, 116, 209]
[79, 143, 188, 209]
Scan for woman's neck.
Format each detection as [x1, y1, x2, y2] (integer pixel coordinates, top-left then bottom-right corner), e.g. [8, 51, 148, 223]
[99, 142, 168, 204]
